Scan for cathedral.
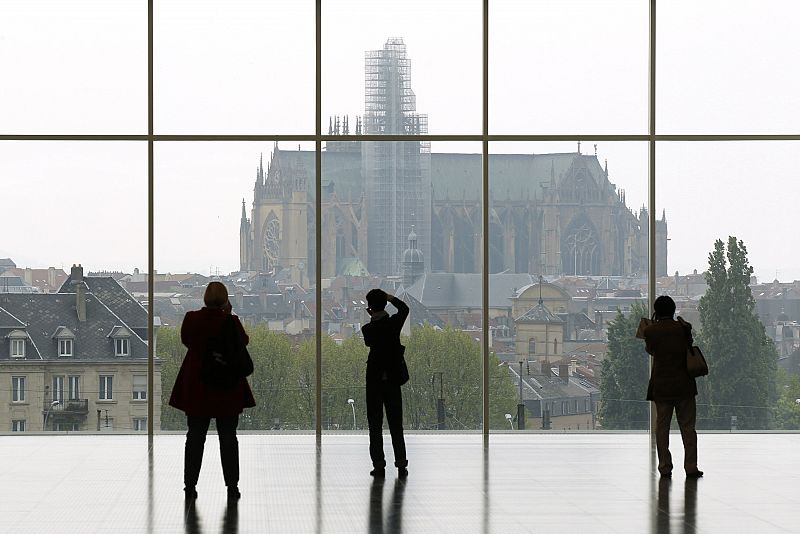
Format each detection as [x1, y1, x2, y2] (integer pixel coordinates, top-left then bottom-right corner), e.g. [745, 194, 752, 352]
[239, 38, 667, 285]
[238, 142, 667, 283]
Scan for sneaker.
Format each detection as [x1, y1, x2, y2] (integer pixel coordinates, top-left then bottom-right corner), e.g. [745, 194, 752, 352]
[398, 467, 408, 478]
[370, 468, 386, 478]
[227, 486, 241, 500]
[686, 470, 704, 478]
[184, 486, 198, 499]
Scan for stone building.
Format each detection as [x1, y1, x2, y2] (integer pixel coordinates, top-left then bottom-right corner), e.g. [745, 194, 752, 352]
[0, 265, 160, 432]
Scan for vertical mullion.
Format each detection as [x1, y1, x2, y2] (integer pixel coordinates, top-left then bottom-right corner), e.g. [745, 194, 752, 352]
[147, 0, 154, 439]
[648, 0, 657, 441]
[482, 0, 490, 441]
[315, 0, 323, 441]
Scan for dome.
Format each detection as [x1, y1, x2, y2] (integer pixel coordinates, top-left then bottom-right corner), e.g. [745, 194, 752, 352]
[402, 247, 424, 264]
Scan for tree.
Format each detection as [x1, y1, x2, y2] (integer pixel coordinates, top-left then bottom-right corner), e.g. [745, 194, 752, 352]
[157, 326, 187, 430]
[598, 301, 650, 430]
[403, 325, 517, 430]
[697, 237, 777, 429]
[773, 368, 800, 430]
[157, 322, 518, 431]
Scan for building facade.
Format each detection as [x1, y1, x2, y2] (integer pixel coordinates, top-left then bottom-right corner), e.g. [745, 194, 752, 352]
[0, 265, 161, 432]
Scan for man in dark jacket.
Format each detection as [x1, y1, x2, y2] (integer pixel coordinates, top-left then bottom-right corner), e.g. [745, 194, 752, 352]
[643, 295, 703, 478]
[361, 289, 410, 478]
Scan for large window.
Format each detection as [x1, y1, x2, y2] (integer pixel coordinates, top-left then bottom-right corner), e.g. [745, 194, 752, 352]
[12, 377, 26, 403]
[99, 376, 114, 401]
[2, 1, 797, 436]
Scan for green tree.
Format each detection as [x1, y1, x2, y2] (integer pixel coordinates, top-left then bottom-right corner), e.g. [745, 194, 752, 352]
[157, 326, 188, 430]
[697, 237, 778, 429]
[598, 301, 650, 429]
[403, 325, 517, 430]
[773, 368, 800, 430]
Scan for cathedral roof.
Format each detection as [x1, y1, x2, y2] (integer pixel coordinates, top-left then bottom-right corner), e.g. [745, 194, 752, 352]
[275, 149, 608, 204]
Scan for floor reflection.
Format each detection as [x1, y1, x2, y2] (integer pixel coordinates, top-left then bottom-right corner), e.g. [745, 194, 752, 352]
[185, 501, 202, 534]
[220, 501, 239, 534]
[368, 477, 407, 534]
[655, 477, 671, 534]
[683, 478, 698, 534]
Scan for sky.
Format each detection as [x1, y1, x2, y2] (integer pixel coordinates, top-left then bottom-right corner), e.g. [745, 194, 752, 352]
[1, 0, 799, 281]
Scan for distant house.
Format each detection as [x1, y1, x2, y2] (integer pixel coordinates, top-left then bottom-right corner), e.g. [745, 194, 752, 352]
[0, 264, 160, 432]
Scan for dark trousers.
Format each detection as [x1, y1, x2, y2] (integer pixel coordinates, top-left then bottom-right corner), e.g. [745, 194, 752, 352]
[366, 381, 407, 468]
[654, 397, 698, 474]
[184, 415, 240, 488]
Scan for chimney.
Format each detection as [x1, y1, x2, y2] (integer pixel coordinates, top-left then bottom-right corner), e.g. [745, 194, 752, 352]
[234, 290, 244, 310]
[559, 364, 570, 384]
[541, 360, 551, 376]
[569, 359, 578, 376]
[70, 264, 84, 283]
[48, 267, 56, 289]
[72, 264, 86, 322]
[24, 267, 33, 286]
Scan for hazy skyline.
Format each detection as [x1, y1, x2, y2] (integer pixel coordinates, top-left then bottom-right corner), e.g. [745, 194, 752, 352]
[2, 1, 799, 282]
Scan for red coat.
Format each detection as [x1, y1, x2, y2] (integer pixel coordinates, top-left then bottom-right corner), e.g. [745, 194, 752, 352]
[168, 307, 256, 417]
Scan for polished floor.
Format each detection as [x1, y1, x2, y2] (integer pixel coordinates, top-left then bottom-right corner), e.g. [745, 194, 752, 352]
[1, 433, 798, 533]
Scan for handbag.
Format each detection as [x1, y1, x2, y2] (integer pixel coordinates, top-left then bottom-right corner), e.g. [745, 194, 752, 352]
[677, 317, 708, 378]
[201, 315, 254, 389]
[686, 345, 708, 378]
[391, 344, 410, 386]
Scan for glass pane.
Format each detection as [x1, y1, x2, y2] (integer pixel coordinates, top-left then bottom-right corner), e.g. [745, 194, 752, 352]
[491, 0, 648, 134]
[155, 142, 316, 431]
[0, 1, 147, 134]
[0, 142, 148, 432]
[658, 1, 800, 134]
[489, 141, 650, 431]
[155, 0, 315, 134]
[323, 0, 481, 135]
[321, 141, 484, 432]
[657, 142, 793, 431]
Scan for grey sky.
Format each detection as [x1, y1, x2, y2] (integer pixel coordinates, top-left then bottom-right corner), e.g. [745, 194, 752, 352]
[1, 1, 798, 281]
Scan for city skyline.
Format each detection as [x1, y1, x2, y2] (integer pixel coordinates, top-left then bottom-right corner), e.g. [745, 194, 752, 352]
[2, 1, 799, 281]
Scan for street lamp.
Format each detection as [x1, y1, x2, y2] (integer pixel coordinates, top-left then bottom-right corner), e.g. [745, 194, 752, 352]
[43, 400, 60, 430]
[347, 398, 356, 430]
[505, 413, 514, 430]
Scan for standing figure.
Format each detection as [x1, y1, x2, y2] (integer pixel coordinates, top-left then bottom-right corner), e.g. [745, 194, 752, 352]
[169, 282, 256, 499]
[361, 289, 410, 478]
[643, 295, 703, 478]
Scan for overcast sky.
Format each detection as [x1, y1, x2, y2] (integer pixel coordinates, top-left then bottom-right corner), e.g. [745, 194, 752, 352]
[1, 1, 799, 282]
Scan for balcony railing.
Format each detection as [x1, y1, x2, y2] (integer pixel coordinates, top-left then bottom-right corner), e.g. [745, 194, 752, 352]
[44, 399, 89, 415]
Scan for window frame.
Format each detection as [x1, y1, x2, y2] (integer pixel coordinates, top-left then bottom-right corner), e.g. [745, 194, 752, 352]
[52, 375, 65, 403]
[98, 375, 114, 401]
[10, 339, 25, 359]
[12, 420, 26, 432]
[68, 375, 81, 400]
[11, 376, 26, 403]
[1, 1, 797, 438]
[132, 374, 147, 401]
[58, 338, 74, 357]
[114, 338, 129, 357]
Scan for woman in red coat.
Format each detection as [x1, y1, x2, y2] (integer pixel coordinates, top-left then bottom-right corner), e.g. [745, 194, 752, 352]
[169, 281, 256, 500]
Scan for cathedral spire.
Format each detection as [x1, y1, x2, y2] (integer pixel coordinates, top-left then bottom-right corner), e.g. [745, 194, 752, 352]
[241, 198, 246, 219]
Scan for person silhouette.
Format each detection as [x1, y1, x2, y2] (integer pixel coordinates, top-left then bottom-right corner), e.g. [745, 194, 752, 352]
[169, 282, 256, 500]
[361, 289, 409, 478]
[643, 295, 703, 479]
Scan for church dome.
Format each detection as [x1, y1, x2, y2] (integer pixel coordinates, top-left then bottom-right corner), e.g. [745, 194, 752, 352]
[402, 247, 424, 264]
